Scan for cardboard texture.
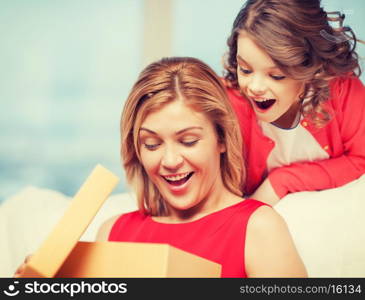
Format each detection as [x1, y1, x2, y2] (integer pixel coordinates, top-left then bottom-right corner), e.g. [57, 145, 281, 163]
[56, 241, 221, 277]
[19, 164, 120, 277]
[19, 164, 222, 278]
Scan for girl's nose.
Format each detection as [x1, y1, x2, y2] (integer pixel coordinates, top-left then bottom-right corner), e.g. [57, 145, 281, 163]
[248, 75, 267, 96]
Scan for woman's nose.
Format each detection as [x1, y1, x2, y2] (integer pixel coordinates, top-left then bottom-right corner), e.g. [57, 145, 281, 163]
[161, 146, 184, 170]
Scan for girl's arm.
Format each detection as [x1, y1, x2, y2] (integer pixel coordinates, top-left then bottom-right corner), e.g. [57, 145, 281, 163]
[269, 76, 365, 199]
[245, 205, 307, 277]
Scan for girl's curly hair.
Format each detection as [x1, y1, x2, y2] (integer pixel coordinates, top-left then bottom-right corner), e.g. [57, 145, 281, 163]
[224, 0, 363, 126]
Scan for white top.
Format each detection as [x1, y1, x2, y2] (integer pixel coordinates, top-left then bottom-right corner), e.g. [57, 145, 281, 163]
[260, 116, 329, 172]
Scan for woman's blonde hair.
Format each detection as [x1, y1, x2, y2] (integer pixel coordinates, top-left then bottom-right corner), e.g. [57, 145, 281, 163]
[121, 57, 244, 216]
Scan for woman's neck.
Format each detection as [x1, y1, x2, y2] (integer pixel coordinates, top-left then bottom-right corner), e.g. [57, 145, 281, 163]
[156, 182, 243, 224]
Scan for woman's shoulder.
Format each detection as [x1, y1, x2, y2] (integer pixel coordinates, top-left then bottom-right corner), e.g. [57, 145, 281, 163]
[95, 214, 121, 242]
[95, 210, 142, 241]
[246, 204, 287, 235]
[245, 205, 307, 277]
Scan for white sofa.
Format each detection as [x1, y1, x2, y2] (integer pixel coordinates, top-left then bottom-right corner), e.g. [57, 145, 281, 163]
[1, 175, 365, 277]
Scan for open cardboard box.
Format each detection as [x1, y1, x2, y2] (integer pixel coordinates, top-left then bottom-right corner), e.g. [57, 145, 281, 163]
[19, 165, 221, 278]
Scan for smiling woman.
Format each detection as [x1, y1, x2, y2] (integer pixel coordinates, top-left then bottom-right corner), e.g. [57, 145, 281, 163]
[95, 56, 307, 278]
[120, 57, 244, 218]
[138, 99, 226, 221]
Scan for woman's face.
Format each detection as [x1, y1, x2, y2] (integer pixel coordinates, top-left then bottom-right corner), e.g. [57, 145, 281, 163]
[236, 32, 305, 127]
[138, 99, 225, 219]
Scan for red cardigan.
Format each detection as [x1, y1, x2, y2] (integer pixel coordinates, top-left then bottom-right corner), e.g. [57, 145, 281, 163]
[226, 76, 365, 198]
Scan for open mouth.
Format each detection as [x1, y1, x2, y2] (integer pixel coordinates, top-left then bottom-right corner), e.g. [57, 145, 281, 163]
[162, 172, 194, 186]
[254, 98, 276, 110]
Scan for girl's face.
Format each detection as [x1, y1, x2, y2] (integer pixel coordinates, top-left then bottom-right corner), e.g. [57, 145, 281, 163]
[138, 99, 225, 219]
[236, 32, 305, 127]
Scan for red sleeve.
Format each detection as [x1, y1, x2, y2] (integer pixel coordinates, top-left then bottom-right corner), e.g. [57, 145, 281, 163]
[268, 76, 365, 198]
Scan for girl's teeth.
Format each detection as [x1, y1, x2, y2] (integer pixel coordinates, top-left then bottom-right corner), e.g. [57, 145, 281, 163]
[255, 99, 276, 109]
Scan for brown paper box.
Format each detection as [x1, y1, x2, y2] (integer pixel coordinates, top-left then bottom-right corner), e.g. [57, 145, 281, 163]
[56, 241, 221, 277]
[19, 164, 221, 278]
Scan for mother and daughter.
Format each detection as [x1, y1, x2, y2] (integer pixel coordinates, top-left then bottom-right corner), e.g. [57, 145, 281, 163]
[97, 56, 306, 277]
[96, 0, 364, 277]
[16, 0, 364, 278]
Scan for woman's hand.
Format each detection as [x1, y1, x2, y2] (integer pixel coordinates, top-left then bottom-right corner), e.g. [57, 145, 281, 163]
[13, 255, 32, 278]
[250, 178, 280, 206]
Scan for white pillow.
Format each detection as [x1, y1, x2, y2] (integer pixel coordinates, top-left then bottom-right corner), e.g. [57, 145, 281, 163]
[275, 174, 365, 277]
[0, 186, 137, 278]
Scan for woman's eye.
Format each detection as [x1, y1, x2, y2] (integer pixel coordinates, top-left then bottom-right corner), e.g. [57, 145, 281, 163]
[144, 143, 160, 150]
[270, 74, 286, 80]
[239, 67, 252, 75]
[181, 140, 199, 147]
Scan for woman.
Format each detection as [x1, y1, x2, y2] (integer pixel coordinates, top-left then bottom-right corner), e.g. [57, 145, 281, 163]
[96, 57, 306, 277]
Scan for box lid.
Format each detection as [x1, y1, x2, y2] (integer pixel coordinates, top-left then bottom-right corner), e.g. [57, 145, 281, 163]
[19, 164, 119, 277]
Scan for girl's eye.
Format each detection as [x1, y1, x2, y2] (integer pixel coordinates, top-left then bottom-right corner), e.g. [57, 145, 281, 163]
[270, 74, 286, 80]
[239, 67, 252, 75]
[181, 140, 199, 147]
[144, 143, 160, 151]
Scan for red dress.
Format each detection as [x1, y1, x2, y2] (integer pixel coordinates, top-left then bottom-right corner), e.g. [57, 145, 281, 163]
[108, 199, 267, 278]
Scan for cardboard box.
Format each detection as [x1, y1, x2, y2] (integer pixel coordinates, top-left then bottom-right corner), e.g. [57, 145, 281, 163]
[19, 164, 221, 278]
[56, 241, 221, 277]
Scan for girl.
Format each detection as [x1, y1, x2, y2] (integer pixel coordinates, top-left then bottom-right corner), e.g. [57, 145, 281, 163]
[224, 0, 365, 205]
[96, 57, 306, 277]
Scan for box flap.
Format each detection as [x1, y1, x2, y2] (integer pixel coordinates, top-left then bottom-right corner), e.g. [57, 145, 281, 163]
[19, 164, 119, 277]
